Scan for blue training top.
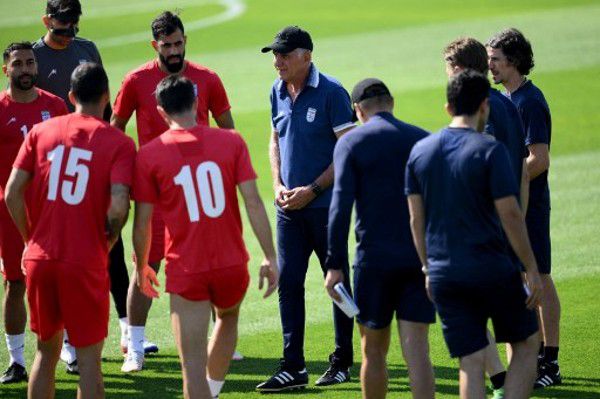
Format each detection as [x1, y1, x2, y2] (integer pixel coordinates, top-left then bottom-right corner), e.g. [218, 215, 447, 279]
[326, 112, 429, 271]
[508, 80, 552, 214]
[405, 127, 519, 283]
[270, 64, 355, 208]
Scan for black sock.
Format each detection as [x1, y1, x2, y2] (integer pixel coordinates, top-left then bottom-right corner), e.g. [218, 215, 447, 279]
[538, 341, 545, 358]
[544, 346, 559, 363]
[490, 371, 506, 390]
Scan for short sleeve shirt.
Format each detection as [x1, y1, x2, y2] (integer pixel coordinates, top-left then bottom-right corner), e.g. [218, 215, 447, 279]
[114, 60, 231, 146]
[270, 64, 354, 208]
[133, 126, 256, 275]
[13, 113, 136, 269]
[508, 80, 551, 212]
[0, 89, 68, 199]
[405, 127, 519, 283]
[33, 37, 102, 112]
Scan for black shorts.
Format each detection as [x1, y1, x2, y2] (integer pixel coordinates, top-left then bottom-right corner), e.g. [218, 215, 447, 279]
[353, 265, 435, 329]
[526, 208, 551, 274]
[429, 271, 538, 358]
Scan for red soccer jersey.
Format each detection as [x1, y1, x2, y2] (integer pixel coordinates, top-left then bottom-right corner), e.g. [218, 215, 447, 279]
[0, 89, 68, 200]
[13, 113, 136, 269]
[133, 126, 257, 275]
[113, 60, 231, 146]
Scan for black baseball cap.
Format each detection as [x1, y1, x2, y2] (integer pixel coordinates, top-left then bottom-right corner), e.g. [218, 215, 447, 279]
[351, 78, 391, 104]
[351, 78, 392, 121]
[261, 26, 313, 54]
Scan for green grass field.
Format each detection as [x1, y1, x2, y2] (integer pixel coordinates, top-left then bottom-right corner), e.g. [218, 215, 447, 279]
[2, 0, 600, 397]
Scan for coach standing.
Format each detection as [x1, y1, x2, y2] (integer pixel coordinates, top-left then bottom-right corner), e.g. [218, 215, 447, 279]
[256, 26, 355, 392]
[31, 0, 134, 374]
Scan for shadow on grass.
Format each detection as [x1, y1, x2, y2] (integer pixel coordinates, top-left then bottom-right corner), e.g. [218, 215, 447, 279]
[2, 356, 599, 398]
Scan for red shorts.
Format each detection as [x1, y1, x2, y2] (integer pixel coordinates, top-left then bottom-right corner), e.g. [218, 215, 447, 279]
[148, 211, 165, 264]
[0, 207, 25, 281]
[25, 259, 109, 347]
[166, 264, 249, 309]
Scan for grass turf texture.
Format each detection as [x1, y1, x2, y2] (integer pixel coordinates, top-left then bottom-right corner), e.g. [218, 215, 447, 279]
[1, 0, 600, 397]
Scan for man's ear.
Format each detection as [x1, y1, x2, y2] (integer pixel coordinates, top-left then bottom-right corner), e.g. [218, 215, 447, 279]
[156, 105, 171, 125]
[444, 102, 454, 117]
[151, 40, 159, 52]
[68, 91, 77, 108]
[42, 15, 51, 29]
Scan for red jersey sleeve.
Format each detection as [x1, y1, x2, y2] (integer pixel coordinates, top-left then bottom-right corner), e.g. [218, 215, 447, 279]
[13, 127, 37, 172]
[113, 73, 137, 121]
[208, 73, 231, 119]
[111, 137, 136, 186]
[132, 149, 159, 203]
[234, 134, 257, 184]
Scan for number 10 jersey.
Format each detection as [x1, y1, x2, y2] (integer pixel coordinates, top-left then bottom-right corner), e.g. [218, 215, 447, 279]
[133, 126, 257, 276]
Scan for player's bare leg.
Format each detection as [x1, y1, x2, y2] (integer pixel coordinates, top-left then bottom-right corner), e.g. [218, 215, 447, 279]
[503, 332, 538, 399]
[28, 330, 62, 399]
[123, 260, 161, 370]
[1, 279, 28, 383]
[539, 274, 560, 347]
[3, 280, 26, 336]
[359, 324, 390, 399]
[398, 320, 435, 399]
[458, 348, 486, 399]
[171, 294, 211, 399]
[75, 340, 104, 399]
[484, 330, 507, 395]
[127, 261, 161, 327]
[207, 301, 242, 396]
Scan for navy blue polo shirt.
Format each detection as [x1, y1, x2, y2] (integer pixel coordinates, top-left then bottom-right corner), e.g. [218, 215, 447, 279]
[508, 80, 551, 213]
[405, 127, 519, 283]
[270, 64, 355, 208]
[485, 88, 527, 191]
[326, 112, 429, 271]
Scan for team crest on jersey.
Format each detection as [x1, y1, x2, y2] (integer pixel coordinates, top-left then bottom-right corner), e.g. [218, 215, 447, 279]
[193, 84, 198, 97]
[306, 107, 316, 123]
[41, 111, 51, 121]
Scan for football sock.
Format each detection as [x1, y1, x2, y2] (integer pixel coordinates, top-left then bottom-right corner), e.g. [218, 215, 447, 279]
[129, 326, 145, 353]
[207, 377, 224, 397]
[5, 333, 25, 367]
[538, 341, 545, 358]
[544, 346, 559, 364]
[119, 317, 129, 337]
[490, 371, 506, 390]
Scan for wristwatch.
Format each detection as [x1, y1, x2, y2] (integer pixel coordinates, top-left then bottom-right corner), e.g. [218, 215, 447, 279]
[310, 182, 323, 196]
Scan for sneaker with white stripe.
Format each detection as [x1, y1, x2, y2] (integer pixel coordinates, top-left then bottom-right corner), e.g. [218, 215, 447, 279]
[315, 364, 350, 386]
[534, 361, 562, 389]
[256, 366, 308, 392]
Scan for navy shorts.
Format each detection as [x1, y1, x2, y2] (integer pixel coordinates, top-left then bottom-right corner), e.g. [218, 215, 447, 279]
[526, 208, 551, 274]
[354, 265, 435, 329]
[429, 271, 538, 358]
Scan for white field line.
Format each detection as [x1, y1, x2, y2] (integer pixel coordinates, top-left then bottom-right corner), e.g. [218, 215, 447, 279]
[95, 0, 246, 48]
[0, 0, 236, 27]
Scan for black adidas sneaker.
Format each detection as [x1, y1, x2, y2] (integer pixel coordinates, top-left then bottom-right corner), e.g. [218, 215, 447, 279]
[534, 361, 562, 389]
[256, 366, 308, 392]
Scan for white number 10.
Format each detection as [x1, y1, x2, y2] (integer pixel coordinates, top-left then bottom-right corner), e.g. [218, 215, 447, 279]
[174, 161, 225, 222]
[47, 144, 93, 205]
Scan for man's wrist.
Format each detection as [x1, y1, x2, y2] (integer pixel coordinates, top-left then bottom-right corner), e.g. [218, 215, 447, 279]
[309, 182, 323, 197]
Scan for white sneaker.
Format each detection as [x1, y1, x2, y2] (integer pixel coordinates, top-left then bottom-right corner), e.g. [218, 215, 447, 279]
[143, 339, 159, 354]
[60, 343, 76, 364]
[121, 350, 144, 373]
[232, 350, 244, 361]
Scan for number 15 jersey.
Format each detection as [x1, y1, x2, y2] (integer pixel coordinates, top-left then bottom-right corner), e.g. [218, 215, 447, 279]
[133, 126, 257, 276]
[13, 113, 136, 269]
